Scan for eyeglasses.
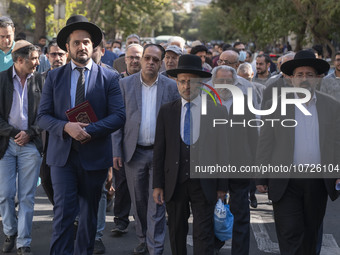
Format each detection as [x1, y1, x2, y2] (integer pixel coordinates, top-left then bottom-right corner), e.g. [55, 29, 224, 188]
[49, 52, 65, 57]
[217, 59, 237, 66]
[143, 56, 160, 63]
[126, 56, 141, 61]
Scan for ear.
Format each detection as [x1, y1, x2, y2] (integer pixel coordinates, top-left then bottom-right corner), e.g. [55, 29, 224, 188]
[66, 43, 70, 53]
[101, 47, 105, 57]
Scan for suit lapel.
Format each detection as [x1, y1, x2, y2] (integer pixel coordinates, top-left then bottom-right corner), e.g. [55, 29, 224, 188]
[135, 74, 143, 115]
[156, 76, 164, 113]
[174, 99, 182, 149]
[86, 62, 98, 97]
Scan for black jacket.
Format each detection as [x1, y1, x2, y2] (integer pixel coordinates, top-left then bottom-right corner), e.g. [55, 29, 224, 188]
[0, 66, 43, 159]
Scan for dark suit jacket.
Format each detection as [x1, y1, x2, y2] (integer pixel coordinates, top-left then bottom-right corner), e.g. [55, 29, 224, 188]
[153, 99, 229, 203]
[112, 72, 179, 163]
[37, 62, 125, 170]
[256, 91, 340, 202]
[0, 66, 43, 159]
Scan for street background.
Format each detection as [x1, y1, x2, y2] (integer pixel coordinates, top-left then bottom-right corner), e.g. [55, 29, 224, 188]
[1, 185, 339, 255]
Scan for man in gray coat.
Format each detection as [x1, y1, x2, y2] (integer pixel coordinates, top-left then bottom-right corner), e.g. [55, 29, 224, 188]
[112, 44, 179, 255]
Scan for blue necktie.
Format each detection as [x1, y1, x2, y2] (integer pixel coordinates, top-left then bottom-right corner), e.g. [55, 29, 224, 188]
[184, 102, 192, 145]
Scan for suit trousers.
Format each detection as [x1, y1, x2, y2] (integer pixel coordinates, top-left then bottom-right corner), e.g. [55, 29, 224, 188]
[229, 179, 250, 255]
[49, 149, 107, 255]
[272, 179, 328, 255]
[125, 147, 166, 255]
[166, 179, 215, 255]
[113, 165, 131, 227]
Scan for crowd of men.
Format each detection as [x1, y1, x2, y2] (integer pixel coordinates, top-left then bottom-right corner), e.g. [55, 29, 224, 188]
[0, 14, 339, 255]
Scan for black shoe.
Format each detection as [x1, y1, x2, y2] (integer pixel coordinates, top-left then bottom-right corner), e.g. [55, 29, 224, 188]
[250, 195, 258, 208]
[2, 233, 17, 253]
[111, 222, 128, 234]
[133, 242, 147, 255]
[17, 246, 32, 255]
[93, 239, 105, 254]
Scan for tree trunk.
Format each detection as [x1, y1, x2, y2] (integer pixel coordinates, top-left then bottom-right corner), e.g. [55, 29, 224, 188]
[33, 0, 50, 44]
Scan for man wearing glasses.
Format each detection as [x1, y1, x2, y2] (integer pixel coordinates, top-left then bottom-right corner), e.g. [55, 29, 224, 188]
[45, 39, 67, 72]
[122, 43, 143, 77]
[112, 44, 179, 254]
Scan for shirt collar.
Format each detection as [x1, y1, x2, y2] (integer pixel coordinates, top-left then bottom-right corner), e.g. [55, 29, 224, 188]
[181, 94, 201, 108]
[294, 90, 317, 105]
[12, 65, 33, 81]
[71, 58, 93, 71]
[140, 72, 159, 87]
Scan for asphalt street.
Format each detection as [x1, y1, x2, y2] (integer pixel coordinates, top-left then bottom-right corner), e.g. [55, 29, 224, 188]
[1, 185, 339, 255]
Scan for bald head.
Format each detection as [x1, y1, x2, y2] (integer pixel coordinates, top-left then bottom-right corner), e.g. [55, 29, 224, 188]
[218, 50, 239, 70]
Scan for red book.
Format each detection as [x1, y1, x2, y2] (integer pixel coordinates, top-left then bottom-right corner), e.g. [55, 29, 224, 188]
[65, 100, 98, 124]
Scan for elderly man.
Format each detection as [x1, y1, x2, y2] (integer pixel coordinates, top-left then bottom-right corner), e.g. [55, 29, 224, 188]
[256, 50, 340, 255]
[0, 40, 43, 255]
[122, 43, 143, 77]
[321, 51, 340, 102]
[37, 15, 125, 254]
[153, 54, 228, 255]
[161, 45, 182, 79]
[218, 50, 260, 110]
[114, 34, 141, 73]
[0, 16, 15, 72]
[211, 65, 258, 255]
[112, 44, 179, 255]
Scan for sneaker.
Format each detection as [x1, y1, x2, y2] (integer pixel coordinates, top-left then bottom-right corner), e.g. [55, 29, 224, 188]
[2, 233, 17, 253]
[133, 242, 147, 255]
[93, 239, 105, 254]
[111, 222, 128, 234]
[17, 246, 32, 255]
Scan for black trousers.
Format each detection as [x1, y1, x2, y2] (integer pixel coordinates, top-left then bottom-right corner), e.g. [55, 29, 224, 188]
[272, 179, 328, 255]
[113, 166, 131, 227]
[166, 179, 215, 255]
[215, 179, 250, 255]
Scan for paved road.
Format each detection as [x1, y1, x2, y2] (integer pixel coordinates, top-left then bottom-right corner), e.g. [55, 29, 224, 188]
[1, 186, 339, 255]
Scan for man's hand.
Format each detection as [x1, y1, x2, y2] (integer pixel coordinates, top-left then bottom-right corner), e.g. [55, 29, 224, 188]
[336, 179, 340, 186]
[64, 122, 90, 142]
[153, 188, 164, 205]
[217, 190, 226, 200]
[113, 157, 122, 170]
[14, 131, 30, 146]
[256, 185, 268, 193]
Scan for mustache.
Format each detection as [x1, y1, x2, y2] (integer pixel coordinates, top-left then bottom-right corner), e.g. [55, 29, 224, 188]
[300, 80, 311, 86]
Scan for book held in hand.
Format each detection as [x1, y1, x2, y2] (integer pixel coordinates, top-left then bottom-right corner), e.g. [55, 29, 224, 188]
[65, 100, 98, 123]
[65, 100, 97, 144]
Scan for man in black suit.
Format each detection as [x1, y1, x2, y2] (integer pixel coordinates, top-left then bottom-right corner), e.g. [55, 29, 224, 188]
[256, 50, 340, 255]
[153, 54, 228, 255]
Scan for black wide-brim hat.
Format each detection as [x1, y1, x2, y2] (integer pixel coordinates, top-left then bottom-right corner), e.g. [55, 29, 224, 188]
[57, 15, 103, 51]
[166, 54, 212, 78]
[281, 49, 329, 76]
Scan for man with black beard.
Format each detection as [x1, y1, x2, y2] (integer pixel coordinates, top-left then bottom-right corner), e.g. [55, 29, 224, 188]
[256, 50, 340, 255]
[253, 54, 272, 85]
[37, 15, 125, 254]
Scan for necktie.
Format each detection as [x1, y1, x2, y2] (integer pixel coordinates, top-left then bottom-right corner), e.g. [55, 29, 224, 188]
[184, 102, 192, 145]
[75, 67, 85, 106]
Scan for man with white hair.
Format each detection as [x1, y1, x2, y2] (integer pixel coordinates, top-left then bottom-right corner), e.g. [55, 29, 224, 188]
[211, 65, 258, 255]
[113, 34, 141, 73]
[167, 36, 186, 51]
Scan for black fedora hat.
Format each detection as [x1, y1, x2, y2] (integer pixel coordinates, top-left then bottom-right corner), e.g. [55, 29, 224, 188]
[166, 54, 212, 78]
[57, 15, 103, 51]
[281, 49, 329, 76]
